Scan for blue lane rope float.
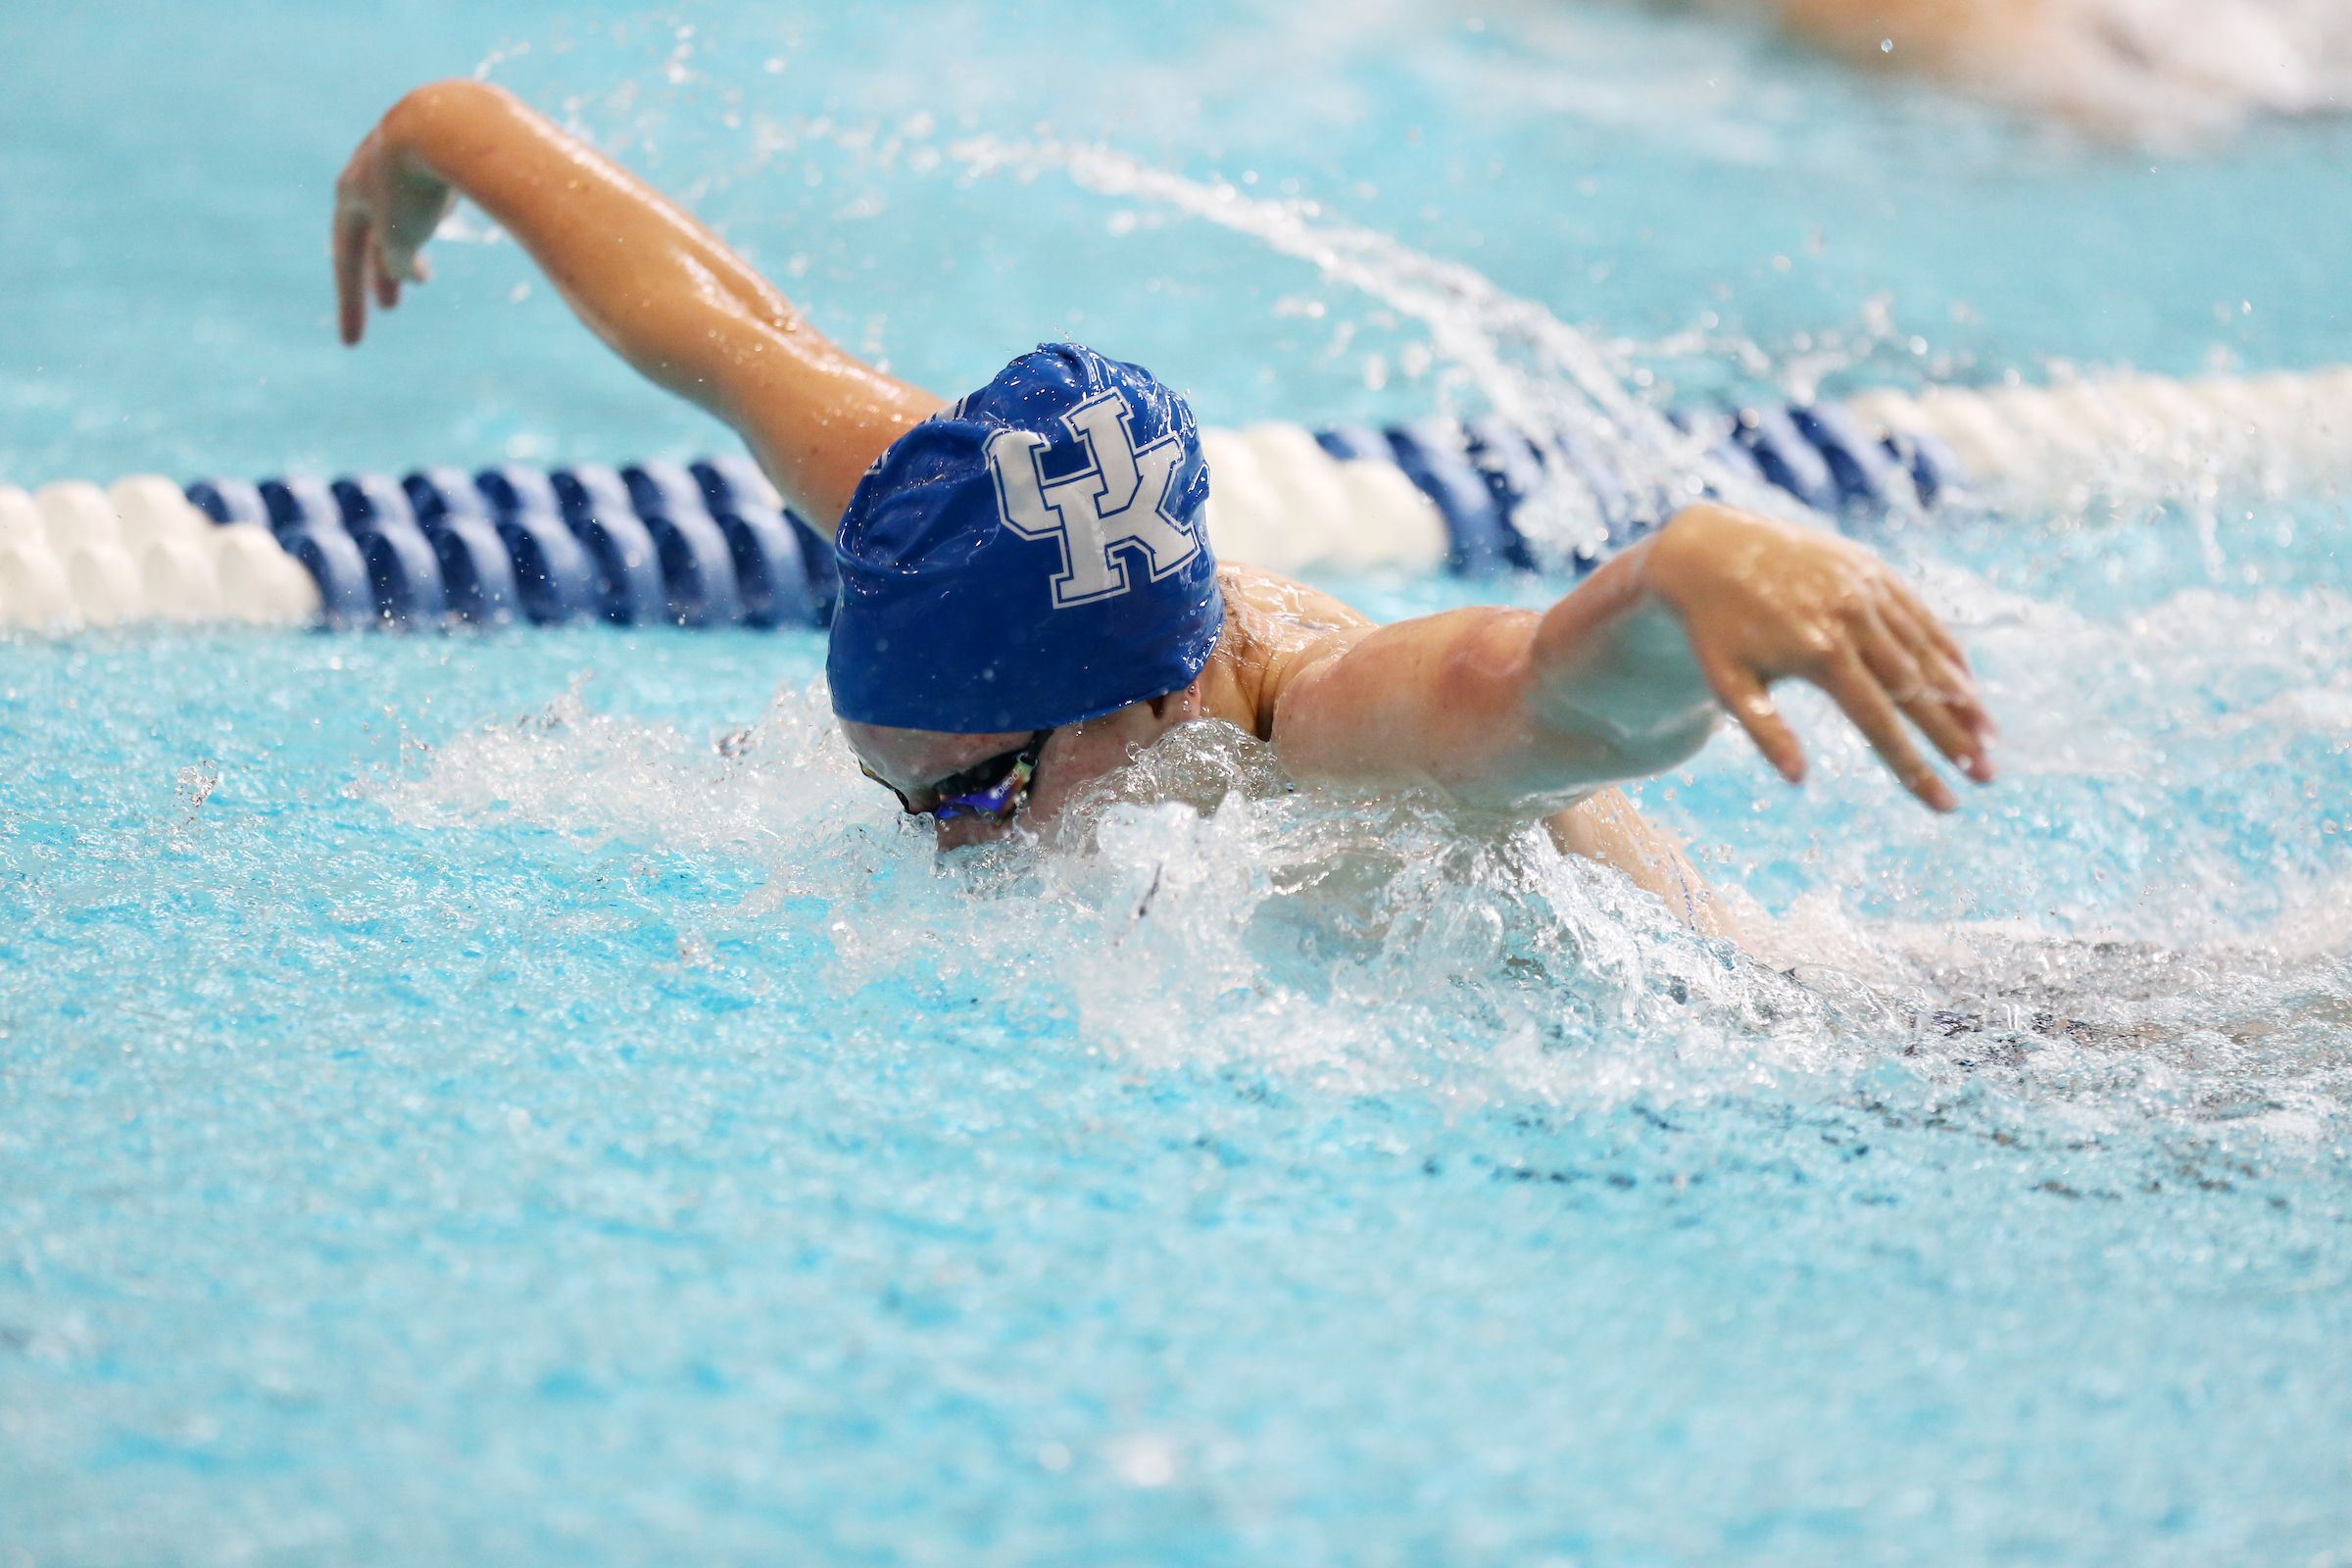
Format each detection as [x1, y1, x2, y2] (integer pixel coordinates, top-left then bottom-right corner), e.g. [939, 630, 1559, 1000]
[1380, 419, 1534, 576]
[618, 461, 748, 628]
[420, 466, 599, 626]
[1732, 404, 1842, 514]
[330, 472, 453, 628]
[691, 454, 839, 628]
[8, 368, 2347, 634]
[1789, 402, 1908, 509]
[258, 475, 375, 629]
[395, 470, 521, 627]
[546, 465, 667, 628]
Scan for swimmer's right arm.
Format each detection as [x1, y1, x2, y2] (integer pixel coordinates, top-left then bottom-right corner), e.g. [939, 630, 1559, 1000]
[1268, 504, 1997, 815]
[330, 79, 943, 531]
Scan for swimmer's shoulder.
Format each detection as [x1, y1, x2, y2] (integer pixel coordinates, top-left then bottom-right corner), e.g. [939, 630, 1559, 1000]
[1205, 562, 1379, 740]
[1215, 562, 1376, 637]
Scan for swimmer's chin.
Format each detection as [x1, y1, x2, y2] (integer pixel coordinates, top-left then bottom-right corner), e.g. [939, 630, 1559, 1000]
[927, 795, 1096, 856]
[931, 812, 1039, 854]
[935, 797, 1119, 858]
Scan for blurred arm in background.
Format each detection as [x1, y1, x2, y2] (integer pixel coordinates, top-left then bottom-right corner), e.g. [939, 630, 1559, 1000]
[1713, 0, 2347, 141]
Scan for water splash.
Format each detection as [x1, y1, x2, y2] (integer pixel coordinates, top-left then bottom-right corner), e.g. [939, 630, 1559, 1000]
[360, 663, 2351, 1166]
[946, 134, 1815, 564]
[368, 683, 1815, 1107]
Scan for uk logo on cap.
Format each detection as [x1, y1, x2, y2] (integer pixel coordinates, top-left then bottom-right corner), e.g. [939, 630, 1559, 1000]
[827, 342, 1224, 735]
[986, 387, 1200, 610]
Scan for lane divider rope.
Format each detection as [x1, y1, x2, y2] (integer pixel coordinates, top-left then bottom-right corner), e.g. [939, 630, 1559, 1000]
[4, 368, 2341, 634]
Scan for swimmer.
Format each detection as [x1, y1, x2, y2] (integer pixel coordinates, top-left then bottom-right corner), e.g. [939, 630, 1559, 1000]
[331, 81, 1998, 947]
[1726, 0, 2346, 140]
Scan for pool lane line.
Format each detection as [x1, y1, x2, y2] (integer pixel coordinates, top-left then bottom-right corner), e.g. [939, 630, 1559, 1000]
[6, 365, 2347, 634]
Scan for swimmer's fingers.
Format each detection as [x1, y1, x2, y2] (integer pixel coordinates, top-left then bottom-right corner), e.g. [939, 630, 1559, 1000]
[372, 203, 436, 298]
[371, 243, 401, 311]
[333, 124, 444, 345]
[1886, 575, 1972, 671]
[1877, 599, 1999, 780]
[333, 138, 396, 344]
[334, 203, 372, 346]
[1821, 650, 1958, 812]
[1699, 653, 1808, 787]
[1702, 637, 1966, 810]
[1857, 607, 1993, 787]
[1882, 583, 1999, 751]
[1877, 587, 1991, 714]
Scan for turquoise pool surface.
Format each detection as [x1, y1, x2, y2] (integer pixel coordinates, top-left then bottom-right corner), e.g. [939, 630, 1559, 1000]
[4, 2, 2350, 1564]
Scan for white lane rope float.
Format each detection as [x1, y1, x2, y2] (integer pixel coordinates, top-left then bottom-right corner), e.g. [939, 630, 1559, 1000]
[2, 366, 2345, 635]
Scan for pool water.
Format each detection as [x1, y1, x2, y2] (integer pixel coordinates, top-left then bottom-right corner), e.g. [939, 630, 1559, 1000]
[4, 2, 2351, 1564]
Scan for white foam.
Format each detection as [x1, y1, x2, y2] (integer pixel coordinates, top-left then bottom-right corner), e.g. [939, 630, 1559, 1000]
[362, 653, 2352, 1144]
[368, 681, 1870, 1111]
[364, 674, 867, 861]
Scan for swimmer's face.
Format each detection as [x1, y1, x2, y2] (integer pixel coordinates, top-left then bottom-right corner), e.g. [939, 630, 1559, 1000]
[842, 688, 1200, 850]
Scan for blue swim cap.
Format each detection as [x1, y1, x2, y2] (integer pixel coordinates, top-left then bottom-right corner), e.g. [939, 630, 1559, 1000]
[827, 342, 1222, 733]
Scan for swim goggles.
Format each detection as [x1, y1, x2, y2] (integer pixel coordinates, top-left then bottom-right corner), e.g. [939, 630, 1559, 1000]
[860, 729, 1054, 824]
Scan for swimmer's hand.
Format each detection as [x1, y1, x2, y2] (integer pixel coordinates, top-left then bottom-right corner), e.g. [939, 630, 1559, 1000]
[332, 110, 457, 346]
[1638, 504, 1996, 811]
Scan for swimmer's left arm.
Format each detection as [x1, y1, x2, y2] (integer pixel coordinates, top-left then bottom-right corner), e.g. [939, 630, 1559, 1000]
[329, 79, 941, 529]
[1269, 504, 1997, 814]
